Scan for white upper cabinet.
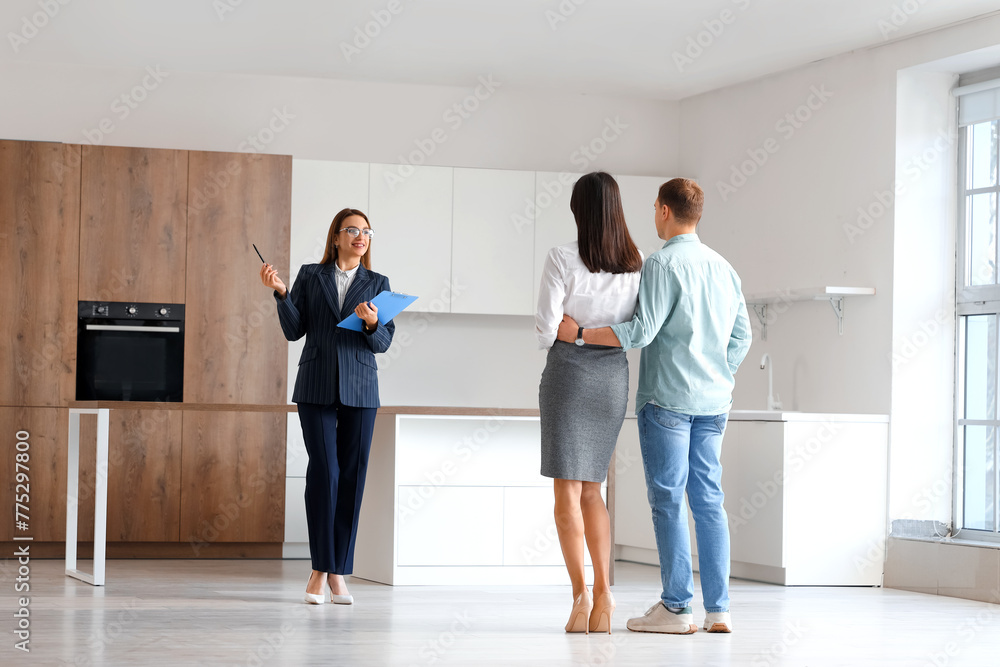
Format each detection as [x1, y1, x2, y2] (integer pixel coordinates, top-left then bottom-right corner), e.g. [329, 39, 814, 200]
[615, 174, 669, 260]
[451, 168, 536, 315]
[290, 159, 370, 280]
[368, 164, 454, 313]
[291, 164, 673, 319]
[532, 171, 582, 309]
[288, 159, 370, 403]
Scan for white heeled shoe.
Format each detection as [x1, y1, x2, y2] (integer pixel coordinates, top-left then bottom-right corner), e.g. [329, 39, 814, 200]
[329, 580, 353, 605]
[303, 592, 325, 605]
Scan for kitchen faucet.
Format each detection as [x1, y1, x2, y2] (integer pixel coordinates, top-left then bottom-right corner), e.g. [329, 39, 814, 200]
[760, 353, 782, 411]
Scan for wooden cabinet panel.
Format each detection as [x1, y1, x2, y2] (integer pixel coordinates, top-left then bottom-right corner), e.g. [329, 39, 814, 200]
[64, 410, 182, 544]
[0, 407, 68, 541]
[79, 146, 188, 303]
[180, 411, 286, 544]
[451, 168, 536, 315]
[184, 151, 291, 404]
[0, 141, 80, 407]
[104, 409, 183, 542]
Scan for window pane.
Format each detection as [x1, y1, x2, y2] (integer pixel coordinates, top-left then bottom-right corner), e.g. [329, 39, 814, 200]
[963, 425, 996, 532]
[968, 192, 997, 286]
[969, 120, 998, 190]
[964, 315, 997, 420]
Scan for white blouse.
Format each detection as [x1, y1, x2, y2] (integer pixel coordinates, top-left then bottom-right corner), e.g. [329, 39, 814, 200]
[535, 241, 643, 349]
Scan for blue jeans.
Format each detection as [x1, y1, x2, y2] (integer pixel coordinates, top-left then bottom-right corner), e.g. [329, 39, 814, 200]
[638, 403, 730, 613]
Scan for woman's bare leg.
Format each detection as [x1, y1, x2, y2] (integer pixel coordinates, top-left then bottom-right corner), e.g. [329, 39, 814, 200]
[553, 478, 587, 597]
[327, 573, 350, 596]
[580, 481, 611, 597]
[306, 569, 326, 596]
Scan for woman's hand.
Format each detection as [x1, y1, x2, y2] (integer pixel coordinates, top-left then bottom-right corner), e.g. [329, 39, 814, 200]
[260, 263, 287, 296]
[355, 301, 379, 330]
[557, 314, 580, 343]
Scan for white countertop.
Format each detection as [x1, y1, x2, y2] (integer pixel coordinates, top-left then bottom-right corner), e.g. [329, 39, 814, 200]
[728, 410, 889, 423]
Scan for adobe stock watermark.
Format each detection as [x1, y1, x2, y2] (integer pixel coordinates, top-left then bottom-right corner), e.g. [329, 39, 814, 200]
[397, 416, 504, 524]
[842, 128, 956, 244]
[189, 106, 295, 211]
[673, 0, 752, 73]
[341, 0, 415, 62]
[716, 84, 834, 202]
[853, 475, 951, 575]
[922, 589, 1000, 667]
[878, 0, 930, 41]
[188, 462, 285, 554]
[59, 599, 140, 667]
[213, 0, 245, 21]
[381, 75, 501, 191]
[377, 279, 467, 371]
[730, 420, 842, 535]
[888, 308, 950, 371]
[545, 0, 588, 31]
[408, 611, 474, 666]
[7, 0, 72, 54]
[510, 116, 629, 234]
[752, 620, 808, 667]
[82, 66, 170, 146]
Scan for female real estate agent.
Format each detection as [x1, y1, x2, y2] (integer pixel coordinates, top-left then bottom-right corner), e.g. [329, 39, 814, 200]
[259, 208, 394, 605]
[535, 172, 642, 634]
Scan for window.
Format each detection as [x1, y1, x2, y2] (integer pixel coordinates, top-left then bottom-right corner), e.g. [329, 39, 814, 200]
[956, 87, 1000, 540]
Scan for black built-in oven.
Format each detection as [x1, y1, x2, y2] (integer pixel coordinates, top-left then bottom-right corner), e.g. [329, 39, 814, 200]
[76, 301, 185, 402]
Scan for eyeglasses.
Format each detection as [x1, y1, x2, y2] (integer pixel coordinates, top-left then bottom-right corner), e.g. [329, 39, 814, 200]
[339, 227, 375, 239]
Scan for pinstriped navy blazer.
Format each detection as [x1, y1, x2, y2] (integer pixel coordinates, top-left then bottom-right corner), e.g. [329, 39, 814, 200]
[274, 263, 394, 408]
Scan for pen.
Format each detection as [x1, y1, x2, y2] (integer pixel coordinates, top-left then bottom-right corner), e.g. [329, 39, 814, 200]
[253, 243, 266, 264]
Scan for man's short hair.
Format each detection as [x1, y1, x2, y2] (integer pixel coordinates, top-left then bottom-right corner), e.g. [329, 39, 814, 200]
[657, 178, 704, 224]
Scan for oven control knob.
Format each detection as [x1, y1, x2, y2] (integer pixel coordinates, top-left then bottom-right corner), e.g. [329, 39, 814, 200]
[127, 306, 137, 315]
[96, 305, 109, 316]
[159, 307, 168, 316]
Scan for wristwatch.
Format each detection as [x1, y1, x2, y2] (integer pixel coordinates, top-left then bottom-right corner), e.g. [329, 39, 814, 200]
[575, 326, 585, 346]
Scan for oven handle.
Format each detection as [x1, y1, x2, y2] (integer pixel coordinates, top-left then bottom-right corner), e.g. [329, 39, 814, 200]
[85, 324, 182, 333]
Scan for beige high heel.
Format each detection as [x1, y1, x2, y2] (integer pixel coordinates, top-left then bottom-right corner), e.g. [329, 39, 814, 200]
[565, 590, 593, 633]
[589, 592, 616, 634]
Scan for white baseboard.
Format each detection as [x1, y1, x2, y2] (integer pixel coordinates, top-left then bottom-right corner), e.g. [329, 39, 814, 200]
[282, 542, 310, 559]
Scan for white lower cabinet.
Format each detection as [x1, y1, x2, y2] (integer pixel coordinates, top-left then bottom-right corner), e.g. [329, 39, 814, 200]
[282, 477, 309, 558]
[614, 411, 889, 586]
[502, 486, 597, 567]
[352, 412, 604, 585]
[397, 486, 505, 566]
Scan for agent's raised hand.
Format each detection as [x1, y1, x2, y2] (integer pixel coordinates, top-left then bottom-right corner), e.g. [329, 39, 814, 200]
[260, 263, 287, 296]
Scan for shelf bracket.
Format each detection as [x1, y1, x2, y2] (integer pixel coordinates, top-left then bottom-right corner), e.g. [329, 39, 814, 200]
[751, 303, 768, 342]
[828, 297, 845, 335]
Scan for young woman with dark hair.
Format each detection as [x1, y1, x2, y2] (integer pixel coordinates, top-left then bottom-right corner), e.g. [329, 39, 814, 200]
[535, 172, 643, 634]
[260, 207, 394, 605]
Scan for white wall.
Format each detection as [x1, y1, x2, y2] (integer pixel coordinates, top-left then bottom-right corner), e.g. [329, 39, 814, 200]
[677, 15, 1000, 529]
[890, 69, 958, 527]
[1, 59, 680, 410]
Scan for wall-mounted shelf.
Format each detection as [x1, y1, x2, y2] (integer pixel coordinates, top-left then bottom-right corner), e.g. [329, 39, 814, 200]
[746, 286, 875, 340]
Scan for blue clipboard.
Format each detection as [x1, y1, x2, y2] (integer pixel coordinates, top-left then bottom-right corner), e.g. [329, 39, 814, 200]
[337, 290, 418, 331]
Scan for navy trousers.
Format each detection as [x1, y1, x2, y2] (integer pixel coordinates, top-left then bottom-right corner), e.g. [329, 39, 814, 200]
[297, 401, 377, 575]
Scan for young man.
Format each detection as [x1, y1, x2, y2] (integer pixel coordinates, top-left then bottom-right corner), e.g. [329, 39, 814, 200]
[557, 177, 752, 634]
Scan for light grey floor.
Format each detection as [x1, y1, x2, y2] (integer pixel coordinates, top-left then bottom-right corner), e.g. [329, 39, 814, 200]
[2, 558, 999, 666]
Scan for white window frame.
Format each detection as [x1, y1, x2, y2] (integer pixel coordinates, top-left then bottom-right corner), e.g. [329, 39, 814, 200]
[954, 116, 1000, 543]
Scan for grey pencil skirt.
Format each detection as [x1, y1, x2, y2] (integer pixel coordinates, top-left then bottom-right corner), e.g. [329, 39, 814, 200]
[539, 340, 629, 483]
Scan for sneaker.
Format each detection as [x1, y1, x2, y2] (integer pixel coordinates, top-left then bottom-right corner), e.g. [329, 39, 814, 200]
[626, 602, 698, 634]
[703, 611, 732, 633]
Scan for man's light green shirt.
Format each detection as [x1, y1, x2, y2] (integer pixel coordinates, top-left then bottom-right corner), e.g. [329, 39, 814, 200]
[610, 233, 752, 416]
